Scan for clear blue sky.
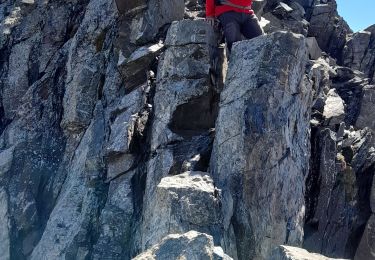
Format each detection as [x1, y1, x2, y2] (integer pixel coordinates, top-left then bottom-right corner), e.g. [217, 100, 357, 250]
[336, 0, 375, 32]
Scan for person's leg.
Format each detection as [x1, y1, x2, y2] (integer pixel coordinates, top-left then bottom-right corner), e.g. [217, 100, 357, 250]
[218, 12, 242, 52]
[241, 13, 264, 40]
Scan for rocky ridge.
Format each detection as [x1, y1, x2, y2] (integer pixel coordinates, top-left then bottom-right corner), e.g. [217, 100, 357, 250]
[0, 0, 375, 260]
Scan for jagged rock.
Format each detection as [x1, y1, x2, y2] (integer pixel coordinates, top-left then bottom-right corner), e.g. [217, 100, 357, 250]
[2, 0, 375, 259]
[104, 88, 145, 180]
[305, 127, 374, 258]
[129, 0, 185, 44]
[2, 39, 33, 119]
[253, 0, 267, 16]
[139, 19, 222, 256]
[135, 231, 232, 260]
[354, 150, 375, 260]
[165, 19, 217, 47]
[342, 31, 371, 71]
[118, 43, 164, 91]
[342, 25, 375, 83]
[306, 37, 322, 60]
[356, 85, 375, 134]
[105, 88, 143, 156]
[263, 11, 309, 36]
[0, 146, 14, 174]
[0, 188, 10, 260]
[92, 170, 136, 260]
[307, 58, 334, 113]
[0, 31, 71, 259]
[355, 214, 375, 260]
[308, 1, 351, 59]
[60, 0, 117, 133]
[211, 31, 312, 259]
[270, 245, 349, 260]
[263, 0, 308, 35]
[323, 89, 345, 126]
[30, 103, 107, 260]
[114, 0, 147, 15]
[184, 0, 206, 19]
[327, 66, 368, 126]
[150, 19, 218, 150]
[141, 172, 222, 249]
[273, 2, 293, 18]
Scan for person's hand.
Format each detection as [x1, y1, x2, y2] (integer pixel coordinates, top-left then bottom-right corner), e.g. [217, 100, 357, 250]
[206, 17, 215, 27]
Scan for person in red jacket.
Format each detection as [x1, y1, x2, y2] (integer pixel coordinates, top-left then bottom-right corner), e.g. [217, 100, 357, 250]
[206, 0, 263, 52]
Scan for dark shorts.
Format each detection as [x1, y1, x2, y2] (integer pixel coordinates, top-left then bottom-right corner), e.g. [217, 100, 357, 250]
[218, 11, 264, 52]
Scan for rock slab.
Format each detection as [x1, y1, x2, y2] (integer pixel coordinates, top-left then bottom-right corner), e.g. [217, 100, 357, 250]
[211, 31, 312, 259]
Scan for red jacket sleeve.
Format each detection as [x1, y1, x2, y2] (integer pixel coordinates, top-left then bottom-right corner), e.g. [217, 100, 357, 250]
[206, 0, 215, 17]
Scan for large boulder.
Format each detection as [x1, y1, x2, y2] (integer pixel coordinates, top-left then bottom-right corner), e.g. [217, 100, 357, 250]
[270, 245, 348, 260]
[323, 89, 345, 126]
[141, 172, 222, 249]
[211, 31, 312, 259]
[134, 231, 232, 260]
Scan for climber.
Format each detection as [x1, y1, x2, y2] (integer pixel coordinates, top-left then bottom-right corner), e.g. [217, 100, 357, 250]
[206, 0, 263, 52]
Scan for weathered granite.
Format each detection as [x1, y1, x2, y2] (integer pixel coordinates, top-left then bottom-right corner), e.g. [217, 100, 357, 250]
[141, 172, 222, 249]
[211, 31, 312, 260]
[135, 231, 233, 260]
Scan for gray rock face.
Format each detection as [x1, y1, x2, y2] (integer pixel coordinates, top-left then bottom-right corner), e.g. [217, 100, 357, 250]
[60, 0, 117, 134]
[92, 171, 136, 260]
[262, 2, 309, 36]
[31, 103, 107, 260]
[118, 43, 164, 91]
[211, 31, 312, 260]
[355, 213, 375, 260]
[0, 188, 10, 260]
[323, 89, 345, 126]
[308, 1, 352, 59]
[306, 37, 322, 60]
[134, 231, 233, 260]
[270, 245, 348, 260]
[342, 25, 375, 83]
[2, 0, 375, 259]
[150, 19, 218, 151]
[355, 164, 375, 259]
[141, 172, 222, 249]
[356, 85, 375, 135]
[140, 19, 222, 253]
[306, 56, 375, 258]
[130, 0, 185, 44]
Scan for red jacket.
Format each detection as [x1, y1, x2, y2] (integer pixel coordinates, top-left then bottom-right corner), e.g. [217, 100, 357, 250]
[206, 0, 254, 17]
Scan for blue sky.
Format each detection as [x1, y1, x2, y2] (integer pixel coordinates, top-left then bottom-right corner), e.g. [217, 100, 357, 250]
[336, 0, 375, 32]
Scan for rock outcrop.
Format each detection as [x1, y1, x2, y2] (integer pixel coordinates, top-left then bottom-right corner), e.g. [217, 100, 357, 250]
[141, 172, 222, 249]
[1, 0, 375, 259]
[134, 231, 232, 260]
[211, 31, 312, 259]
[343, 25, 375, 83]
